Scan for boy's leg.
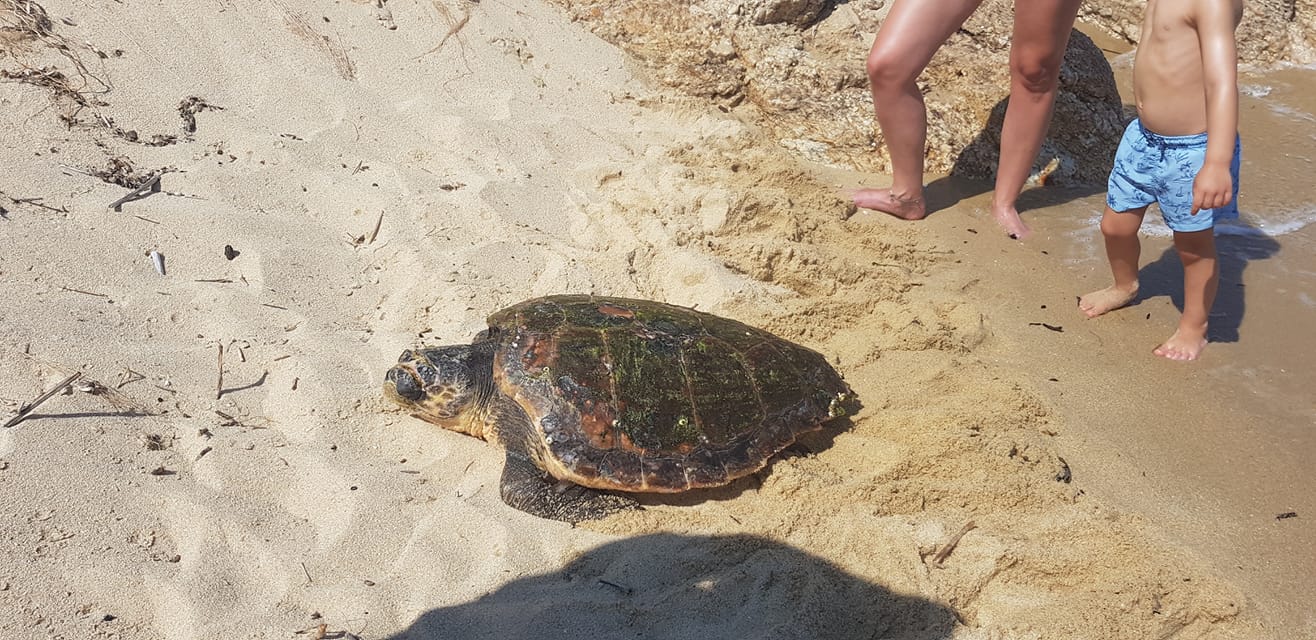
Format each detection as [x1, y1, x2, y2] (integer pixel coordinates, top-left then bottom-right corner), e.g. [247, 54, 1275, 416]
[854, 0, 983, 220]
[1154, 228, 1217, 361]
[991, 0, 1082, 239]
[1079, 205, 1146, 318]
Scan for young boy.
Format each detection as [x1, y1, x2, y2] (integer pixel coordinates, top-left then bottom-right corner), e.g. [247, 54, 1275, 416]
[1078, 0, 1244, 361]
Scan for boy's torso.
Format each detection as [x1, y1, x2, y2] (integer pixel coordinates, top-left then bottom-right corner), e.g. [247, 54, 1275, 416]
[1133, 0, 1243, 136]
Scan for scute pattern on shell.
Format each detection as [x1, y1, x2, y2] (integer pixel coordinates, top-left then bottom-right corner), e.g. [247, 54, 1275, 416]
[487, 295, 851, 493]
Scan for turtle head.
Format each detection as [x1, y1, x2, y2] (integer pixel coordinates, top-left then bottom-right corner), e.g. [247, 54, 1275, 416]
[384, 345, 490, 438]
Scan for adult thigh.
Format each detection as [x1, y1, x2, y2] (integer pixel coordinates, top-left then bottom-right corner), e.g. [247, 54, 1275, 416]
[867, 0, 984, 86]
[1009, 0, 1082, 91]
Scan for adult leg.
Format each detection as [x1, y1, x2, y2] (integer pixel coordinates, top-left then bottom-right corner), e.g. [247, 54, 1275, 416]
[1080, 205, 1147, 317]
[992, 0, 1083, 238]
[853, 0, 983, 220]
[1154, 228, 1218, 361]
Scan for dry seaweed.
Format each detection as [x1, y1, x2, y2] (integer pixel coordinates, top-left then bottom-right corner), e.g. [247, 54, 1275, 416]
[0, 0, 112, 109]
[178, 96, 223, 134]
[89, 155, 170, 189]
[1, 3, 200, 145]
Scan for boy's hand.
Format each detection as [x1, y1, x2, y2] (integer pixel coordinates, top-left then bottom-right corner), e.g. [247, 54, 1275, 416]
[1191, 162, 1233, 215]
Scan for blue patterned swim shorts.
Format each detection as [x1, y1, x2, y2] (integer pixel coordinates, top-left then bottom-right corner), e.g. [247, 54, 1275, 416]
[1106, 118, 1241, 233]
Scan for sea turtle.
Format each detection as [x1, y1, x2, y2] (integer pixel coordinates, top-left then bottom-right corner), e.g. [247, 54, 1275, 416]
[383, 294, 854, 522]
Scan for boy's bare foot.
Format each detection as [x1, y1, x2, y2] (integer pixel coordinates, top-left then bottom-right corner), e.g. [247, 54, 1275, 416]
[990, 201, 1031, 239]
[850, 188, 926, 220]
[1078, 283, 1138, 318]
[1153, 326, 1208, 361]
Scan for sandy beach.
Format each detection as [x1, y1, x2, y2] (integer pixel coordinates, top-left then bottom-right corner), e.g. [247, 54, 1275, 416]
[1, 1, 1312, 638]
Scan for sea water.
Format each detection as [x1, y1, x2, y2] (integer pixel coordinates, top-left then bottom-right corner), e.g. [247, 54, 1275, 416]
[1043, 60, 1316, 417]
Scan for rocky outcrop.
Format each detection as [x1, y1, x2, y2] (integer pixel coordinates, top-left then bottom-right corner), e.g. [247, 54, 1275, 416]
[554, 0, 1124, 185]
[553, 0, 1313, 185]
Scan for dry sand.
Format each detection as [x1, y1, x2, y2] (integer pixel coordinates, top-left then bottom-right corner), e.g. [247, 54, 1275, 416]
[0, 1, 1307, 638]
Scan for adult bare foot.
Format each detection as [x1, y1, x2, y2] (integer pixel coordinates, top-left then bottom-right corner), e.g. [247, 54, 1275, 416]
[850, 188, 926, 220]
[989, 201, 1031, 239]
[1078, 283, 1138, 318]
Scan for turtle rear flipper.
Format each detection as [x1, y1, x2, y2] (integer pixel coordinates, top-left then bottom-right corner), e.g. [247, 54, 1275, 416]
[499, 451, 639, 523]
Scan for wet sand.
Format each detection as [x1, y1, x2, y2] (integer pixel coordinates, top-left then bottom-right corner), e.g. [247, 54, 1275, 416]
[832, 38, 1316, 633]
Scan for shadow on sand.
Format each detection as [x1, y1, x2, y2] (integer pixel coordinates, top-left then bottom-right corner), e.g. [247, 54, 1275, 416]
[1136, 226, 1282, 343]
[921, 97, 1112, 218]
[385, 533, 956, 640]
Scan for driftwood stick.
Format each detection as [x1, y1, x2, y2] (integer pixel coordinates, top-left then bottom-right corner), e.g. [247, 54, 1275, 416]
[4, 371, 82, 428]
[108, 173, 163, 211]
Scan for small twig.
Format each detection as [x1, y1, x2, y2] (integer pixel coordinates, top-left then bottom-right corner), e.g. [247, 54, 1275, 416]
[215, 343, 225, 399]
[931, 520, 977, 566]
[871, 262, 912, 274]
[2, 192, 68, 213]
[5, 371, 82, 428]
[301, 562, 314, 583]
[60, 285, 109, 298]
[415, 7, 471, 59]
[59, 163, 97, 177]
[598, 579, 633, 595]
[367, 210, 383, 244]
[133, 215, 161, 225]
[108, 173, 162, 211]
[116, 368, 145, 388]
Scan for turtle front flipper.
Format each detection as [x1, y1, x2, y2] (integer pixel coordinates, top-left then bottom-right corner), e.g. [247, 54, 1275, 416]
[499, 451, 639, 523]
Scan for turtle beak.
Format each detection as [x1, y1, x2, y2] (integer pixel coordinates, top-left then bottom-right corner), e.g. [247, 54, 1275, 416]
[384, 365, 424, 405]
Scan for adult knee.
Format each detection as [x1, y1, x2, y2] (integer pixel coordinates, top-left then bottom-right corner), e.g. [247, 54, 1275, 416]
[866, 50, 917, 95]
[1010, 53, 1061, 95]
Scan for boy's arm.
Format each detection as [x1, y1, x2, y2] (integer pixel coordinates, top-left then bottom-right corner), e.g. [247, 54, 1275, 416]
[1190, 0, 1239, 215]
